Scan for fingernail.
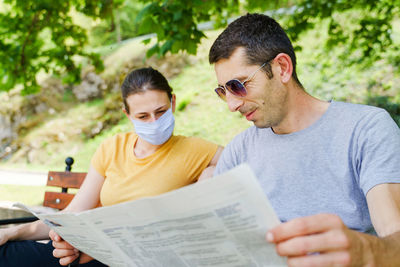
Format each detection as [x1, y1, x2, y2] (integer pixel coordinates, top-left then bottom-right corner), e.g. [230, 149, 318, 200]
[266, 232, 274, 242]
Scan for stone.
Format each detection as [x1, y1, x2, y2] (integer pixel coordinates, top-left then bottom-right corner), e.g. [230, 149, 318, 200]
[72, 72, 107, 101]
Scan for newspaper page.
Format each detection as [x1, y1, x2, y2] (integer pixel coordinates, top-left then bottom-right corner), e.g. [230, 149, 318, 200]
[16, 164, 286, 267]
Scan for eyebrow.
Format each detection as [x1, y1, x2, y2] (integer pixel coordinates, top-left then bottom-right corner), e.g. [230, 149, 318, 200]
[134, 104, 168, 115]
[218, 75, 247, 86]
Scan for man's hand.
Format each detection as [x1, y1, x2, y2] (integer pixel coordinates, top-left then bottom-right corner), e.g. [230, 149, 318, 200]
[198, 166, 216, 181]
[49, 229, 93, 266]
[266, 214, 376, 267]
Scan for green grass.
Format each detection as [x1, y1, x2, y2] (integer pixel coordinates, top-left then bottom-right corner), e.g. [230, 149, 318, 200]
[0, 185, 79, 206]
[0, 185, 47, 206]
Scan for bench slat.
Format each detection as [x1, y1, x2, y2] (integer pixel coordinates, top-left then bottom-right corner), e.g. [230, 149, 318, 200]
[47, 171, 86, 188]
[43, 191, 75, 210]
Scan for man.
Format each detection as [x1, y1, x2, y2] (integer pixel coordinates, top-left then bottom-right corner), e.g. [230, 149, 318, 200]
[210, 13, 400, 266]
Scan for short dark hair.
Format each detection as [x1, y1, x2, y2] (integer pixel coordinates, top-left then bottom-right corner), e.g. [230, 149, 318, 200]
[121, 67, 173, 114]
[209, 13, 301, 85]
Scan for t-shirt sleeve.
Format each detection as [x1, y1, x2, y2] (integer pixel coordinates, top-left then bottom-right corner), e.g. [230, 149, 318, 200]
[181, 137, 219, 182]
[214, 132, 245, 176]
[357, 110, 400, 195]
[90, 138, 111, 177]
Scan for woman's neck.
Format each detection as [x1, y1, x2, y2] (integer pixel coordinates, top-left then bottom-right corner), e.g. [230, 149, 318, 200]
[134, 137, 163, 159]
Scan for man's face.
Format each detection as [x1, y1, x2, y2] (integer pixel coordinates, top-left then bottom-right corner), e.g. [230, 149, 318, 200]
[214, 47, 288, 128]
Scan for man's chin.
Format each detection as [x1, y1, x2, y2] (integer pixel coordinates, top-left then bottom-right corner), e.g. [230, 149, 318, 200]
[253, 120, 271, 128]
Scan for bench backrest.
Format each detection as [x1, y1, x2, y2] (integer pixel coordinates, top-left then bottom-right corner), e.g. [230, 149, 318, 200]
[44, 171, 87, 209]
[0, 157, 87, 226]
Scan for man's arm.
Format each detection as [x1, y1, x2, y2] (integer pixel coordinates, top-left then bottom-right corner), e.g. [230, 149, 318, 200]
[366, 183, 400, 236]
[266, 183, 400, 266]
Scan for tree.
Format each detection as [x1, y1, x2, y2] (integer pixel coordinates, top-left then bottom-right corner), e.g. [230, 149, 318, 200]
[0, 0, 122, 95]
[134, 0, 292, 57]
[89, 1, 145, 47]
[284, 0, 400, 67]
[2, 0, 399, 95]
[135, 0, 399, 67]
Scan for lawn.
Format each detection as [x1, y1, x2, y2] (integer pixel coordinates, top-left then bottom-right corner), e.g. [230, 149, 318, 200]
[0, 185, 47, 206]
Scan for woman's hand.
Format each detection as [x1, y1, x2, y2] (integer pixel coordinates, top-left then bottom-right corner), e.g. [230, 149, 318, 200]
[49, 229, 93, 265]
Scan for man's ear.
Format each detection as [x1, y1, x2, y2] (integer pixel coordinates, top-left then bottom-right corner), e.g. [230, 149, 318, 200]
[171, 94, 176, 113]
[274, 53, 293, 84]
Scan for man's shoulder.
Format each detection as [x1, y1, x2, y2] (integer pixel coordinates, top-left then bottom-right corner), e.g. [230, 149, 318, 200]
[231, 126, 258, 141]
[226, 126, 269, 149]
[331, 101, 388, 123]
[333, 101, 385, 115]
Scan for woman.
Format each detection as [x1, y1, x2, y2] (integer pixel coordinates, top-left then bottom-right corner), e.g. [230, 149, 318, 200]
[0, 67, 223, 267]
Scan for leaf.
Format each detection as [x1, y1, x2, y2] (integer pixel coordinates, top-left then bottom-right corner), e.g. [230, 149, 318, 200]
[160, 40, 174, 55]
[146, 43, 159, 58]
[186, 40, 197, 55]
[142, 38, 151, 44]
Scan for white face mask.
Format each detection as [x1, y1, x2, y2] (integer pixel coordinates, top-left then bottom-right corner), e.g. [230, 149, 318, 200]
[130, 108, 175, 145]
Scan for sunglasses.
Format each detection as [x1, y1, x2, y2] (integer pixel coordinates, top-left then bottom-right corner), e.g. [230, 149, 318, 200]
[214, 59, 274, 101]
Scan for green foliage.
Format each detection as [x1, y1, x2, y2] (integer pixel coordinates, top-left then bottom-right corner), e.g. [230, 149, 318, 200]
[366, 94, 400, 125]
[284, 0, 400, 67]
[3, 0, 399, 97]
[0, 0, 121, 94]
[135, 0, 241, 57]
[132, 0, 399, 68]
[89, 1, 145, 47]
[176, 96, 192, 111]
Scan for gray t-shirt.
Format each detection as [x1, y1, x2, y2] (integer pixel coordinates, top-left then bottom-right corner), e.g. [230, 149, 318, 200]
[215, 101, 400, 232]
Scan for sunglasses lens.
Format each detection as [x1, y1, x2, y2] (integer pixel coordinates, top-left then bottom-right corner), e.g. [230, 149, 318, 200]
[215, 87, 226, 101]
[226, 80, 247, 97]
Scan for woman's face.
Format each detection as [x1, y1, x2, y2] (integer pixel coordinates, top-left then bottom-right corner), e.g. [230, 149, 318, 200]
[124, 90, 176, 123]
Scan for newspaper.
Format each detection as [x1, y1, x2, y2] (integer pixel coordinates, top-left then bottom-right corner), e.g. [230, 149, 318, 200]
[15, 164, 286, 267]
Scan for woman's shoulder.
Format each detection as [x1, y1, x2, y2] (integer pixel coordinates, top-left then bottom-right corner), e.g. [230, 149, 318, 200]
[99, 132, 137, 147]
[171, 135, 218, 148]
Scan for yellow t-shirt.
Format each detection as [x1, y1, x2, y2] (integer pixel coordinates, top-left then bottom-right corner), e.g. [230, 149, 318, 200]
[91, 132, 219, 206]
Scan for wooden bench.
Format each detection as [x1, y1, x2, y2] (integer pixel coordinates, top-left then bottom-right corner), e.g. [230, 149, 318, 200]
[0, 157, 87, 226]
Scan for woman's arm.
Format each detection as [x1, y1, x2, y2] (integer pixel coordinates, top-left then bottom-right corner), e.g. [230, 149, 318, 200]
[198, 146, 223, 181]
[49, 165, 105, 265]
[61, 165, 105, 213]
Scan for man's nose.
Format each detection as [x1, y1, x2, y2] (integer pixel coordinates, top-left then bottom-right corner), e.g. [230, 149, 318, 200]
[225, 91, 244, 112]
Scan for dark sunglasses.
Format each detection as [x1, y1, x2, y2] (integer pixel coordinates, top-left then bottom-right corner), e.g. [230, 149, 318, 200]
[215, 59, 273, 101]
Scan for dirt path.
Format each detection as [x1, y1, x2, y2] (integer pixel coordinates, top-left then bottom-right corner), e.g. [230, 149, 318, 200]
[0, 169, 47, 186]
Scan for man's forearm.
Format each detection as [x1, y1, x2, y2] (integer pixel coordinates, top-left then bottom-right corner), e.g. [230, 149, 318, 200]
[363, 230, 400, 267]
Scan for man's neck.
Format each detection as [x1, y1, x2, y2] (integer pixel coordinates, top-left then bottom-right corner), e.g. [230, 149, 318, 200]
[272, 85, 330, 135]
